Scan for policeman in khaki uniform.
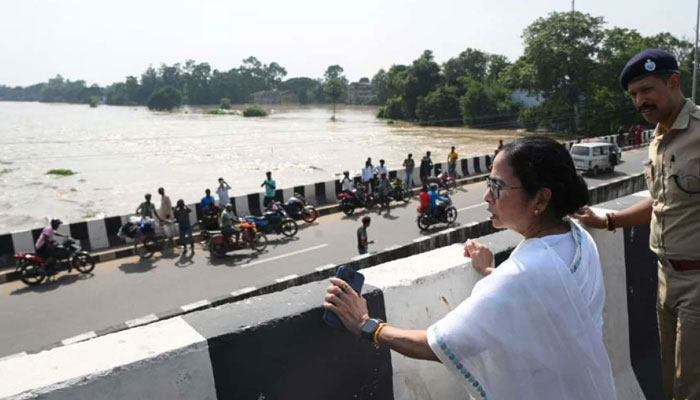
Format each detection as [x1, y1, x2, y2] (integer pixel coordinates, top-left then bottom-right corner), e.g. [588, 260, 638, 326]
[576, 49, 700, 399]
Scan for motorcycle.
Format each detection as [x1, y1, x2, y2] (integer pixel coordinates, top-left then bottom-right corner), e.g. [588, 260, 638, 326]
[192, 208, 220, 243]
[429, 172, 457, 192]
[208, 220, 268, 257]
[417, 198, 458, 231]
[281, 193, 318, 223]
[119, 217, 171, 259]
[337, 184, 376, 216]
[390, 178, 412, 203]
[14, 237, 95, 286]
[244, 202, 298, 237]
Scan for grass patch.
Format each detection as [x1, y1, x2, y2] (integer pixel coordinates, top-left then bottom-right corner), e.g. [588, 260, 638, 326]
[243, 105, 268, 117]
[205, 108, 239, 115]
[46, 169, 76, 176]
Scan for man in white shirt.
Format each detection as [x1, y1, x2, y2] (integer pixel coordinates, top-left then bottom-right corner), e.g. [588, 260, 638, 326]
[216, 177, 231, 207]
[361, 161, 374, 193]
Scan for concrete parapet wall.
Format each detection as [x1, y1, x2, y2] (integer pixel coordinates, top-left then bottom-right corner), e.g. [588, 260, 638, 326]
[0, 208, 657, 399]
[0, 131, 652, 268]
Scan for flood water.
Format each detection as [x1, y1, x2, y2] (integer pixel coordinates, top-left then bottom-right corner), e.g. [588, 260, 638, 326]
[0, 101, 520, 232]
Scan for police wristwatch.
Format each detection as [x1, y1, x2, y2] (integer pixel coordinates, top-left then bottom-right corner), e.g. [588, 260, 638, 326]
[361, 318, 386, 343]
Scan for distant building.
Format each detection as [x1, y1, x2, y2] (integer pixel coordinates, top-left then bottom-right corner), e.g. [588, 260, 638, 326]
[249, 90, 298, 105]
[346, 79, 373, 105]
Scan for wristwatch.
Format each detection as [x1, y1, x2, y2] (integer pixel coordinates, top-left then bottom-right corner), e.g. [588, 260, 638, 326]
[360, 318, 385, 342]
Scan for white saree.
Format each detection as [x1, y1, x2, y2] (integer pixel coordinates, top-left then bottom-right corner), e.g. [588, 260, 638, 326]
[427, 221, 616, 400]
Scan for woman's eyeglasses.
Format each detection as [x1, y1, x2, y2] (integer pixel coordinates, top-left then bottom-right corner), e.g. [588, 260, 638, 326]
[486, 176, 523, 200]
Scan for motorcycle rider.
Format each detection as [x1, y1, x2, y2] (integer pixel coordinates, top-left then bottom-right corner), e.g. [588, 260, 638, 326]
[219, 204, 240, 243]
[35, 218, 66, 272]
[340, 171, 354, 194]
[428, 183, 449, 219]
[419, 184, 431, 214]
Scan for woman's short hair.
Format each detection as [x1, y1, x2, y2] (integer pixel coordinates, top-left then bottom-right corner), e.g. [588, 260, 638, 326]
[500, 136, 588, 219]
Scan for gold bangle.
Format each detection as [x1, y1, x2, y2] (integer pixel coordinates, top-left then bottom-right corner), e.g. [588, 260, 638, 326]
[373, 322, 388, 345]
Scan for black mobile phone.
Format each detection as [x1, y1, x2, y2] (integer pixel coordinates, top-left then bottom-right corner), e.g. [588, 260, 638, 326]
[323, 266, 365, 329]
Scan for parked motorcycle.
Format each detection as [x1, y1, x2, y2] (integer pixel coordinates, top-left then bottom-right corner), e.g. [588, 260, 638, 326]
[390, 178, 412, 203]
[208, 220, 268, 257]
[14, 237, 95, 286]
[337, 184, 376, 216]
[244, 202, 298, 237]
[192, 209, 220, 243]
[417, 198, 458, 231]
[119, 217, 173, 259]
[282, 193, 318, 223]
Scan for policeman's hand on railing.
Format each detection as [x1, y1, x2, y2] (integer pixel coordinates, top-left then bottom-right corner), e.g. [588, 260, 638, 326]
[572, 206, 606, 229]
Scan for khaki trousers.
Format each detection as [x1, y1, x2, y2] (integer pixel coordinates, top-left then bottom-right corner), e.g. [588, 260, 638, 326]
[657, 259, 700, 400]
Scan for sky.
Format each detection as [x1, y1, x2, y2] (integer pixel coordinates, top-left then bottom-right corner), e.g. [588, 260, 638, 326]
[0, 0, 697, 87]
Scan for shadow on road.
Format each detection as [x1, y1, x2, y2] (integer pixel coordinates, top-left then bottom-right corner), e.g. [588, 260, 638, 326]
[119, 258, 156, 274]
[175, 251, 196, 268]
[10, 272, 95, 295]
[207, 250, 265, 267]
[418, 222, 461, 236]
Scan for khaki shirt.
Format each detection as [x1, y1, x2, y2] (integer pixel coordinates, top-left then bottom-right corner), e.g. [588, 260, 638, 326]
[646, 99, 700, 260]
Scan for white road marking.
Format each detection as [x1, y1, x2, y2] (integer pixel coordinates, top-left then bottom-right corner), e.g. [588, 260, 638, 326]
[181, 299, 211, 312]
[351, 252, 372, 260]
[125, 314, 159, 328]
[457, 203, 487, 212]
[412, 236, 430, 243]
[62, 331, 97, 346]
[383, 244, 402, 252]
[240, 244, 328, 269]
[314, 264, 336, 272]
[275, 274, 299, 283]
[231, 286, 257, 297]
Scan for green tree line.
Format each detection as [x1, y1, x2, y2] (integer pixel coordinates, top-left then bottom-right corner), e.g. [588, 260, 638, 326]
[373, 11, 696, 134]
[0, 56, 333, 109]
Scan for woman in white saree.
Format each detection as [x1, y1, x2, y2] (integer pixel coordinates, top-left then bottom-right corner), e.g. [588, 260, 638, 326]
[323, 137, 617, 400]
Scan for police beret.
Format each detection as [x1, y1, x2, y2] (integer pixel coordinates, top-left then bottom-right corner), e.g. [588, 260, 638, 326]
[619, 49, 680, 90]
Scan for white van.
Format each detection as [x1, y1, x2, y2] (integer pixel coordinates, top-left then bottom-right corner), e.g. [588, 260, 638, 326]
[570, 142, 620, 176]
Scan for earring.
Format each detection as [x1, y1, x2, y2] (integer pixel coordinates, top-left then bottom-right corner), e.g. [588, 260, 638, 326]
[534, 209, 539, 215]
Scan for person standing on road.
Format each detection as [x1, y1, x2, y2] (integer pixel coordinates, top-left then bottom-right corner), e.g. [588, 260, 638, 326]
[136, 193, 160, 221]
[419, 151, 433, 185]
[261, 171, 277, 209]
[374, 159, 388, 180]
[362, 161, 374, 193]
[201, 189, 216, 210]
[158, 187, 173, 220]
[216, 178, 231, 208]
[376, 173, 391, 214]
[403, 153, 415, 189]
[575, 49, 700, 400]
[357, 216, 374, 255]
[447, 146, 459, 179]
[174, 199, 194, 253]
